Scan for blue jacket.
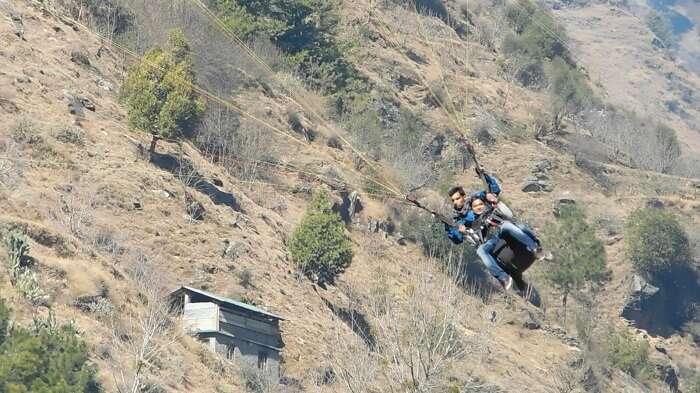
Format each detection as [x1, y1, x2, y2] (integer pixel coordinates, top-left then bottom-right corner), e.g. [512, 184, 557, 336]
[445, 174, 501, 244]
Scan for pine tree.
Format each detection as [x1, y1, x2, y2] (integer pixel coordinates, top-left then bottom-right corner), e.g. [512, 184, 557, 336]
[122, 29, 205, 154]
[289, 189, 353, 282]
[625, 208, 690, 278]
[545, 205, 609, 317]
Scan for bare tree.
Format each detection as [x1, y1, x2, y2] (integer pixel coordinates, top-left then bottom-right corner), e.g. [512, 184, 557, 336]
[110, 253, 180, 393]
[0, 140, 22, 191]
[49, 188, 95, 239]
[329, 262, 481, 393]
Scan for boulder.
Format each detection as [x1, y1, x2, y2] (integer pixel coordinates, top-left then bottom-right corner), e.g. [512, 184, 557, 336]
[620, 275, 660, 321]
[522, 178, 553, 193]
[63, 90, 84, 118]
[185, 193, 206, 220]
[523, 312, 541, 330]
[79, 97, 96, 111]
[649, 352, 679, 392]
[532, 159, 553, 173]
[552, 197, 576, 217]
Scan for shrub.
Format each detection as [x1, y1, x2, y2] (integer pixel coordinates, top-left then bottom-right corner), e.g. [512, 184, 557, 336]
[211, 0, 367, 105]
[606, 329, 650, 378]
[654, 124, 681, 173]
[12, 118, 41, 145]
[689, 375, 700, 393]
[55, 126, 84, 145]
[547, 57, 596, 129]
[289, 189, 353, 281]
[0, 302, 98, 392]
[122, 29, 205, 154]
[3, 230, 46, 305]
[646, 11, 676, 48]
[238, 269, 253, 288]
[544, 205, 608, 311]
[0, 298, 9, 346]
[625, 208, 691, 277]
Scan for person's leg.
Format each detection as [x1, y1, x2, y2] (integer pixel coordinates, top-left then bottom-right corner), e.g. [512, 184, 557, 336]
[518, 223, 541, 246]
[476, 236, 508, 280]
[500, 221, 538, 251]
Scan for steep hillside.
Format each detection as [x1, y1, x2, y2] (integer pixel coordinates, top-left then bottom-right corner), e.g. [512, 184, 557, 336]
[0, 0, 699, 392]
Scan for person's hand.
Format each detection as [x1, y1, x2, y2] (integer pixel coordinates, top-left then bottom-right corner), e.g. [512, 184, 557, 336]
[458, 225, 468, 234]
[486, 193, 498, 204]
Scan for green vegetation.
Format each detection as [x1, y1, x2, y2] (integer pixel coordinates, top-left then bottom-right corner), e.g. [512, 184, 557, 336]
[547, 57, 596, 129]
[289, 189, 353, 281]
[4, 230, 46, 305]
[0, 300, 98, 392]
[503, 0, 599, 130]
[646, 11, 676, 48]
[625, 208, 691, 277]
[689, 375, 700, 393]
[544, 205, 608, 312]
[211, 0, 368, 112]
[606, 329, 651, 379]
[122, 29, 205, 154]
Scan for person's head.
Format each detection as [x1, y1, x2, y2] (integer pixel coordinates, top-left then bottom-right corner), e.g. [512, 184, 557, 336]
[448, 186, 467, 210]
[471, 197, 487, 215]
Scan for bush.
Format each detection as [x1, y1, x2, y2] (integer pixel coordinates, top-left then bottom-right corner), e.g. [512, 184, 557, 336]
[544, 205, 608, 308]
[606, 329, 650, 378]
[122, 29, 205, 154]
[0, 298, 9, 346]
[3, 230, 46, 305]
[289, 189, 353, 281]
[0, 301, 98, 392]
[212, 0, 367, 106]
[625, 208, 691, 277]
[646, 11, 676, 48]
[689, 375, 700, 393]
[238, 269, 253, 288]
[547, 57, 596, 129]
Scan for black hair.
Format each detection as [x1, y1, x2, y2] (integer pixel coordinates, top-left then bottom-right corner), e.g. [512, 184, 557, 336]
[448, 186, 466, 197]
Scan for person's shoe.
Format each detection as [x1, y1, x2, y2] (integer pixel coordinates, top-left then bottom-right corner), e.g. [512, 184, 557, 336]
[533, 246, 546, 260]
[498, 276, 513, 290]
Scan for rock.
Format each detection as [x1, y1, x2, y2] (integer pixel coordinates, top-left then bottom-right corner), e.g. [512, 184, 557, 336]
[221, 239, 239, 261]
[646, 199, 664, 209]
[185, 193, 206, 220]
[654, 343, 668, 355]
[552, 197, 576, 217]
[70, 50, 91, 66]
[532, 159, 553, 173]
[79, 97, 96, 111]
[63, 90, 84, 118]
[0, 98, 19, 113]
[95, 77, 114, 91]
[476, 127, 495, 146]
[523, 312, 541, 330]
[11, 13, 24, 39]
[620, 274, 660, 320]
[153, 189, 175, 198]
[426, 134, 446, 158]
[522, 179, 553, 193]
[606, 235, 623, 245]
[649, 353, 679, 392]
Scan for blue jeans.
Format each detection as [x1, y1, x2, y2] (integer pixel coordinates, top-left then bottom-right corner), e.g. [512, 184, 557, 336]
[476, 221, 539, 280]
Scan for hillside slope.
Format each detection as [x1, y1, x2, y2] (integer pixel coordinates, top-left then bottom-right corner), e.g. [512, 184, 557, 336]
[0, 0, 699, 392]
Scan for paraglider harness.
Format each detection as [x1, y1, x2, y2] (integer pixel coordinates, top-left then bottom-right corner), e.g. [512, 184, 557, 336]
[405, 193, 515, 248]
[405, 136, 539, 283]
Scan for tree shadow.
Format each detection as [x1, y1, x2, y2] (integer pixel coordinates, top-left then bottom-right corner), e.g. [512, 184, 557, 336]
[624, 264, 700, 338]
[150, 152, 243, 213]
[321, 297, 376, 349]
